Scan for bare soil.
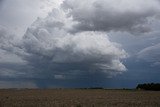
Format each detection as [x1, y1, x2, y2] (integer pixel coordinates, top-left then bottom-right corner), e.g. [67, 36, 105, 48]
[0, 89, 160, 107]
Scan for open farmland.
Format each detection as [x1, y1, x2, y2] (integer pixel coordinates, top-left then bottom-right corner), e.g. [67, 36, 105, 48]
[0, 89, 160, 107]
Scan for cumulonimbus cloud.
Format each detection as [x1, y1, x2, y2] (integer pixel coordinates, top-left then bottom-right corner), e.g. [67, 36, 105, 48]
[2, 0, 160, 79]
[21, 8, 128, 78]
[2, 0, 160, 80]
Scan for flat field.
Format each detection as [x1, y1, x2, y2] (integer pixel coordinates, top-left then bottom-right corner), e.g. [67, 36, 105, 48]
[0, 89, 160, 107]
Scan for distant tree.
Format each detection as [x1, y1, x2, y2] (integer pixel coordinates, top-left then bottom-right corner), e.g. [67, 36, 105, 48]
[136, 83, 160, 91]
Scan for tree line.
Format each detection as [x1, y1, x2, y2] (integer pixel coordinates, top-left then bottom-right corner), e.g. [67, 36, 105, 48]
[136, 83, 160, 91]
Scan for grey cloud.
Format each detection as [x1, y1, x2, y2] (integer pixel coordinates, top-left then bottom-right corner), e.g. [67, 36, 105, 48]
[0, 25, 26, 59]
[138, 43, 160, 66]
[0, 25, 28, 78]
[62, 0, 160, 34]
[0, 26, 15, 52]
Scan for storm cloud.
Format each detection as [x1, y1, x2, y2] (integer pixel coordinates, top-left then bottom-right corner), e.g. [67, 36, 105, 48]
[22, 8, 127, 79]
[1, 0, 160, 88]
[1, 0, 160, 79]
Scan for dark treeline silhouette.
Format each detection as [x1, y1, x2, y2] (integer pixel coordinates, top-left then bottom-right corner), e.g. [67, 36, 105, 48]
[136, 83, 160, 91]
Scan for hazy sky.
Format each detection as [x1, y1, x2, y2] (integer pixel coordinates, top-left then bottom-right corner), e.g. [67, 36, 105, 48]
[0, 0, 160, 88]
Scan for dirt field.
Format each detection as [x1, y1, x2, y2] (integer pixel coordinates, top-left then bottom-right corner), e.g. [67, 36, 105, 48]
[0, 89, 160, 107]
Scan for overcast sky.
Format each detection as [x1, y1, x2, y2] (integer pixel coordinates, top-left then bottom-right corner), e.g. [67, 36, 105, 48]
[0, 0, 160, 88]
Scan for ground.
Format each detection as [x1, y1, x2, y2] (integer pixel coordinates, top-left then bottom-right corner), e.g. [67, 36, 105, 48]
[0, 89, 160, 107]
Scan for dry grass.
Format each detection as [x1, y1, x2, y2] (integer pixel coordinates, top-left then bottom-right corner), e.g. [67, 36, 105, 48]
[0, 89, 160, 107]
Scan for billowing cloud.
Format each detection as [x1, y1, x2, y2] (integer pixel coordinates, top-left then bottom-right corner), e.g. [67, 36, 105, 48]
[21, 8, 128, 79]
[0, 4, 128, 79]
[138, 43, 160, 66]
[62, 0, 160, 34]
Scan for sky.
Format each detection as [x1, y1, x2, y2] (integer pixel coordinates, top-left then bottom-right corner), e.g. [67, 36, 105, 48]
[0, 0, 160, 88]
